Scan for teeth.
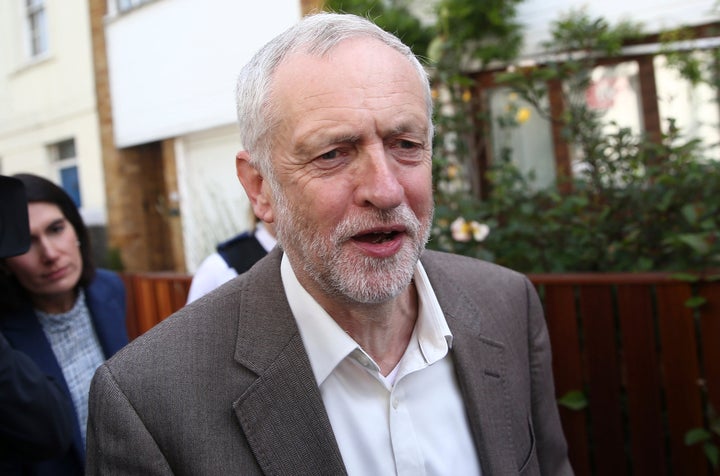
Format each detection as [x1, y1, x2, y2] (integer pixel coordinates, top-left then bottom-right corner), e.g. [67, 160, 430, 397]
[372, 231, 393, 243]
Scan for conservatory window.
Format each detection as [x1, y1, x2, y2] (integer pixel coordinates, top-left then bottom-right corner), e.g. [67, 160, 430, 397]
[488, 86, 556, 189]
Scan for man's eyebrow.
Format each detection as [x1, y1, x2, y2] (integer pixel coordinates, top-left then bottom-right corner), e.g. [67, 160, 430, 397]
[386, 123, 430, 139]
[294, 132, 361, 155]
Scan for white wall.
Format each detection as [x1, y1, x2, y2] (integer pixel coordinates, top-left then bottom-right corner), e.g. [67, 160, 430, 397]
[105, 0, 301, 148]
[517, 0, 720, 57]
[175, 124, 254, 272]
[0, 0, 107, 224]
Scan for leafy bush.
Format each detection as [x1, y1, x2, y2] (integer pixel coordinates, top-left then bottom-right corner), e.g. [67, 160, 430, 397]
[429, 122, 720, 273]
[428, 9, 720, 273]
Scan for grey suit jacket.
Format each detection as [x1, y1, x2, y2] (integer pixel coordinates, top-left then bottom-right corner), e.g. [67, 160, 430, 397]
[86, 249, 572, 475]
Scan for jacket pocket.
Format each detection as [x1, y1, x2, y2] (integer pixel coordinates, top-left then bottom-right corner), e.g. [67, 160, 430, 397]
[518, 415, 538, 474]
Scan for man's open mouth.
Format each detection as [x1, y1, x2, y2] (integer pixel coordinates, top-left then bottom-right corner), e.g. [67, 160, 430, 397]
[353, 230, 401, 244]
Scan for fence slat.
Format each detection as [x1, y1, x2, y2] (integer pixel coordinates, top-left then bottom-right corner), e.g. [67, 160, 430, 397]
[616, 284, 667, 476]
[656, 283, 708, 476]
[579, 285, 627, 476]
[700, 281, 720, 422]
[153, 279, 174, 322]
[122, 272, 192, 339]
[541, 284, 591, 476]
[132, 276, 158, 338]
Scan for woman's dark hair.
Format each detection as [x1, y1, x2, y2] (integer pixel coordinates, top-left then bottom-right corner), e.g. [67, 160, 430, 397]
[0, 173, 95, 310]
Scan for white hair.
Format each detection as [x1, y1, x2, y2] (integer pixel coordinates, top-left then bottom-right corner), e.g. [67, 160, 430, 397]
[235, 12, 433, 181]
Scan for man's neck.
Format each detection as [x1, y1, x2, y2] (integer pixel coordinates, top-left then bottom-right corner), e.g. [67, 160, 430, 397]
[318, 282, 419, 376]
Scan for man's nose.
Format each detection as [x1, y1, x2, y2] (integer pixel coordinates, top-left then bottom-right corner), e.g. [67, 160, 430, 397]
[354, 147, 404, 210]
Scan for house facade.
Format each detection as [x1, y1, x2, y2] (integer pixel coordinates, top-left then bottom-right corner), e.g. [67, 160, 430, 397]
[1, 0, 314, 273]
[94, 0, 307, 272]
[0, 0, 109, 260]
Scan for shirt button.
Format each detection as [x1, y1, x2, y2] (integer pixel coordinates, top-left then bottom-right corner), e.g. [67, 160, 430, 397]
[392, 398, 399, 409]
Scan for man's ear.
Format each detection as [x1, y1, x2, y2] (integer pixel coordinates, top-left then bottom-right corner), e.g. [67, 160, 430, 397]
[236, 151, 275, 223]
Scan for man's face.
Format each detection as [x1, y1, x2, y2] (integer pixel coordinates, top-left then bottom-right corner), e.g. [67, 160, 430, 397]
[266, 38, 433, 304]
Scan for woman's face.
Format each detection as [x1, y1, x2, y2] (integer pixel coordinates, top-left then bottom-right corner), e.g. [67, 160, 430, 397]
[4, 202, 83, 312]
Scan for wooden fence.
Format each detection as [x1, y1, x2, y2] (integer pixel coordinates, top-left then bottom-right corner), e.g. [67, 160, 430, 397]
[121, 271, 720, 475]
[120, 272, 192, 340]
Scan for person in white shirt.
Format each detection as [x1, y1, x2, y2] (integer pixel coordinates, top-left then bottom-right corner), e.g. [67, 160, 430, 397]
[186, 222, 276, 303]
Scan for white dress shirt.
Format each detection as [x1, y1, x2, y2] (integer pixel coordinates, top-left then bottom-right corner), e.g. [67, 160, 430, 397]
[281, 255, 482, 476]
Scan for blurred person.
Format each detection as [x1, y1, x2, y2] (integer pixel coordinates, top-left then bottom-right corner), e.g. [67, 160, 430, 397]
[0, 174, 128, 475]
[86, 13, 572, 475]
[186, 220, 276, 303]
[0, 175, 75, 469]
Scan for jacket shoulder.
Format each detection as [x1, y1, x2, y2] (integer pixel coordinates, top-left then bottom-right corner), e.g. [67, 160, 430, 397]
[90, 269, 124, 293]
[421, 249, 526, 282]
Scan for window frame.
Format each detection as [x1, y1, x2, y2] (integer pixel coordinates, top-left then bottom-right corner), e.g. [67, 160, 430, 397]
[24, 0, 48, 59]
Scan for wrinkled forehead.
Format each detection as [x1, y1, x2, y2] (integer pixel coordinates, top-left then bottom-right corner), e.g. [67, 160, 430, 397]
[270, 38, 427, 113]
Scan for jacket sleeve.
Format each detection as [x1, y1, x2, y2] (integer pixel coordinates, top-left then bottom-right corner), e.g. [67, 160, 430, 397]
[524, 277, 575, 475]
[0, 332, 74, 460]
[86, 363, 173, 475]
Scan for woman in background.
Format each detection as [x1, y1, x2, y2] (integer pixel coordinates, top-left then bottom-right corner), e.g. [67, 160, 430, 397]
[0, 173, 128, 475]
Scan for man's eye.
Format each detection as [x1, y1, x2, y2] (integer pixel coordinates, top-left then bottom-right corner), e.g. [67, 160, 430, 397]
[391, 139, 423, 151]
[318, 149, 341, 160]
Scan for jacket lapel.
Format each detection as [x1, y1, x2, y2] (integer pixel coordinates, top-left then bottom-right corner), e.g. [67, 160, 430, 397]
[84, 269, 129, 357]
[233, 332, 347, 475]
[230, 249, 347, 475]
[422, 253, 517, 474]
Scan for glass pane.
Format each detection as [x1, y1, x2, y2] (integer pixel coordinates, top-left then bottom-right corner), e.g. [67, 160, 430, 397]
[655, 53, 720, 161]
[586, 61, 643, 133]
[27, 5, 47, 57]
[567, 61, 643, 174]
[56, 139, 76, 160]
[488, 87, 556, 189]
[26, 0, 43, 11]
[60, 166, 82, 208]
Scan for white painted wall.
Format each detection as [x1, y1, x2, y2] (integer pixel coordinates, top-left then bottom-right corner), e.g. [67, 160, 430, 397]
[175, 124, 254, 273]
[517, 0, 720, 57]
[0, 0, 107, 225]
[105, 0, 301, 148]
[104, 0, 301, 271]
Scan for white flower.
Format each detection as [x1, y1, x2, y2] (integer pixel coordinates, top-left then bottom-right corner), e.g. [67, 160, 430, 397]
[451, 217, 490, 243]
[451, 217, 471, 242]
[469, 221, 490, 242]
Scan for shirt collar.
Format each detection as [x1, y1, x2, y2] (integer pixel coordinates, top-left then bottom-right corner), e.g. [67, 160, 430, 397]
[281, 253, 453, 387]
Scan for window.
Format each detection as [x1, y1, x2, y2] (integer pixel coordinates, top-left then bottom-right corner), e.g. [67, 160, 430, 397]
[25, 0, 47, 57]
[116, 0, 154, 13]
[655, 53, 720, 160]
[49, 139, 82, 207]
[488, 87, 556, 189]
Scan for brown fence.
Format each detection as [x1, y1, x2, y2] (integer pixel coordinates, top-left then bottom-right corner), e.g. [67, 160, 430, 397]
[122, 271, 720, 475]
[120, 272, 192, 340]
[530, 273, 720, 476]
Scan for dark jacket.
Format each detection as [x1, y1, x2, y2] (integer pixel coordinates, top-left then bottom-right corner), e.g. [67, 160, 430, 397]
[1, 269, 129, 475]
